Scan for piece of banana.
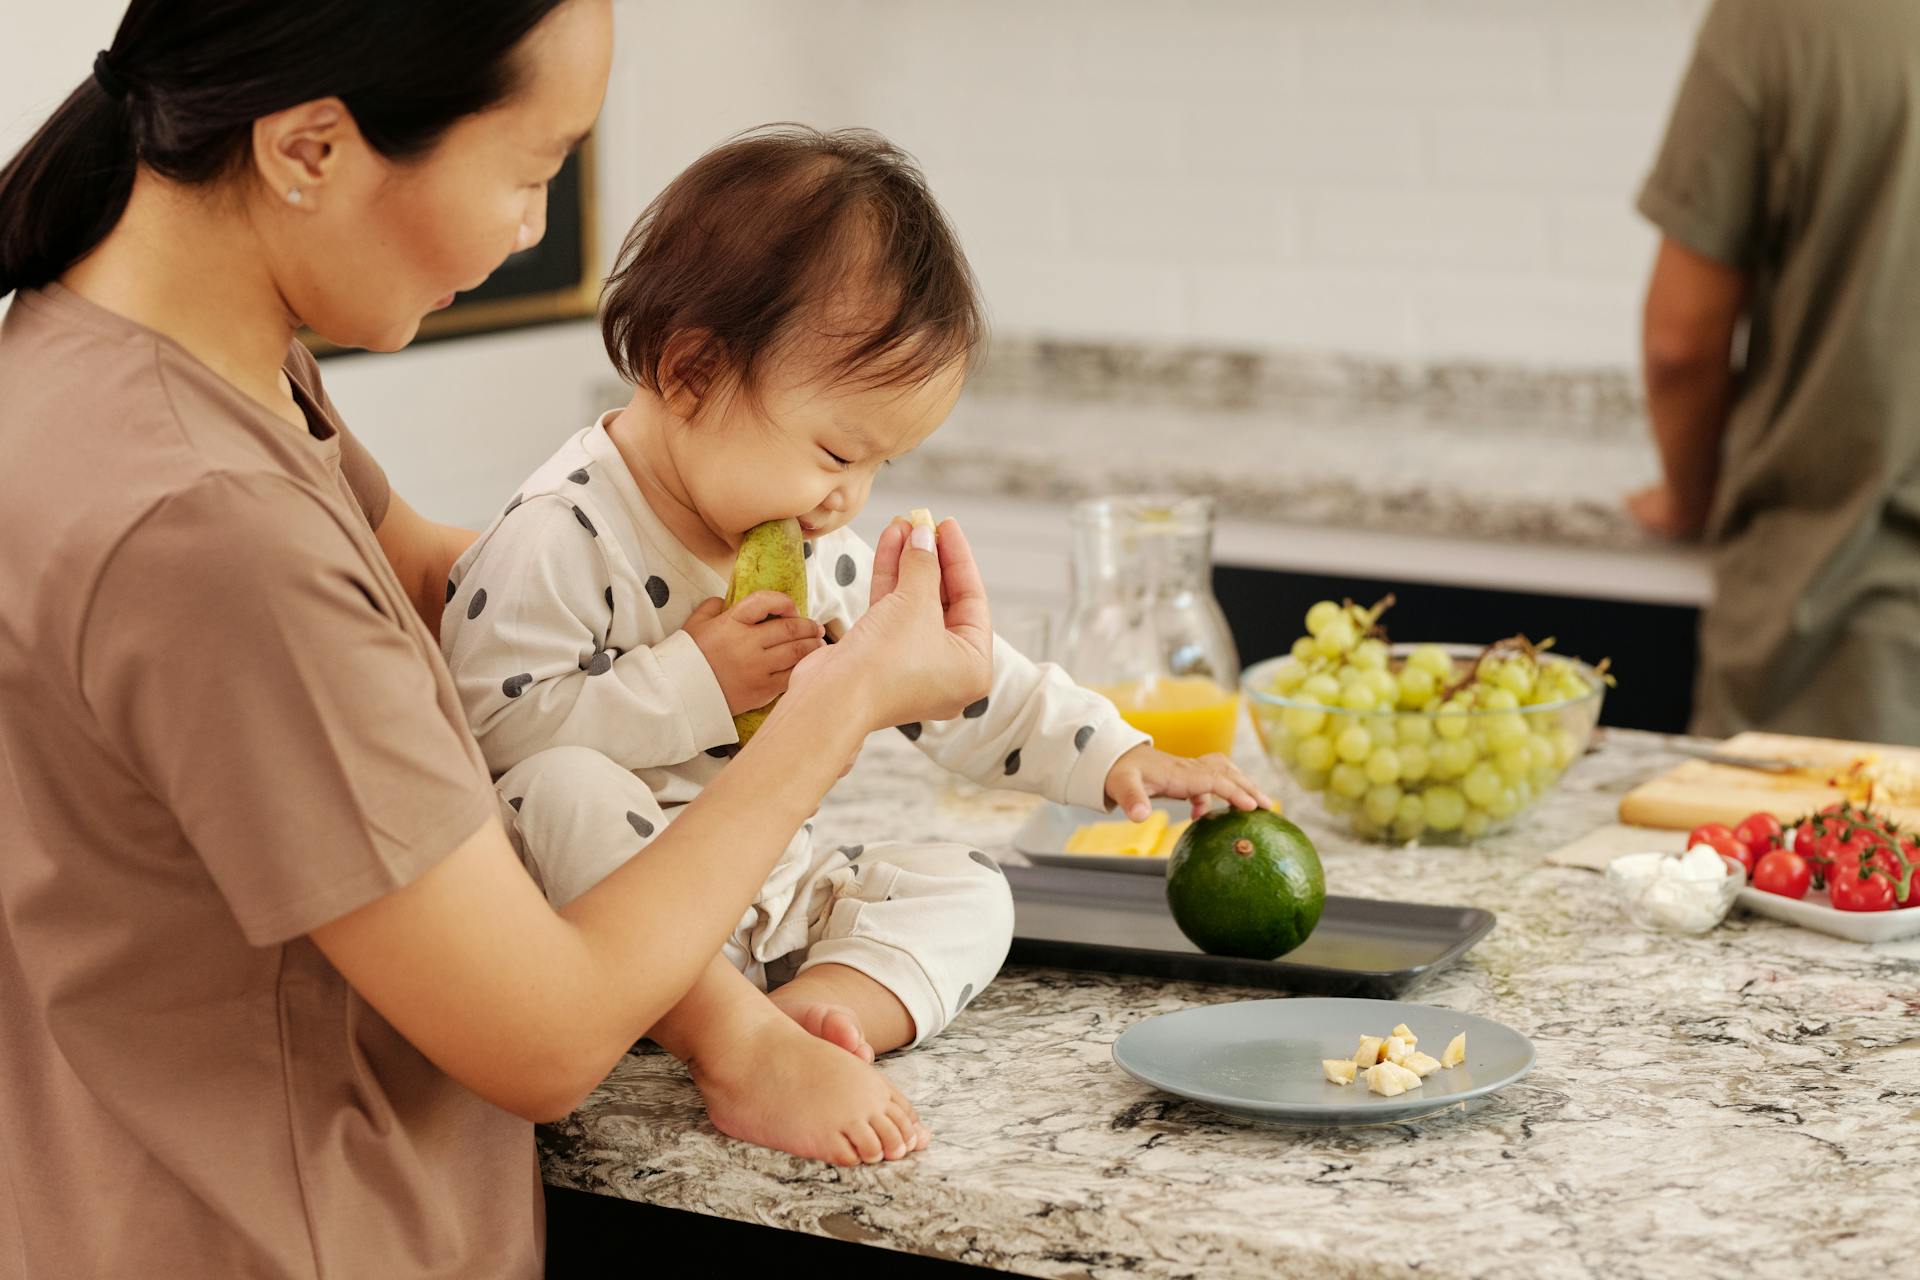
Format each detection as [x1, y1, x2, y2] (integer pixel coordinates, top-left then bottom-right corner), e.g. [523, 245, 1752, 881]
[1322, 1059, 1357, 1086]
[1391, 1023, 1417, 1045]
[1383, 1035, 1412, 1066]
[1442, 1033, 1467, 1068]
[1403, 1051, 1443, 1078]
[1352, 1035, 1385, 1067]
[1364, 1061, 1424, 1097]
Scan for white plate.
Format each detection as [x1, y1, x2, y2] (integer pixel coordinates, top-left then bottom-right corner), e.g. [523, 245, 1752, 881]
[1010, 798, 1187, 875]
[1112, 997, 1535, 1127]
[1736, 887, 1920, 943]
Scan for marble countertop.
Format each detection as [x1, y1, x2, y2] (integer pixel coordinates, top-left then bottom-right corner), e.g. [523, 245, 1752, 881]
[893, 389, 1668, 555]
[539, 726, 1920, 1279]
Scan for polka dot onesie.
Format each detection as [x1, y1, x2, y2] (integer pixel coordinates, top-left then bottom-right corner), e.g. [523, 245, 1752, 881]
[442, 414, 1148, 1044]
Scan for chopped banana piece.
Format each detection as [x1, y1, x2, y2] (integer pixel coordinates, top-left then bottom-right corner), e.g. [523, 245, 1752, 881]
[1353, 1035, 1385, 1067]
[1363, 1062, 1407, 1097]
[1322, 1058, 1357, 1086]
[1391, 1023, 1417, 1045]
[1403, 1051, 1443, 1078]
[1442, 1033, 1467, 1068]
[908, 507, 936, 532]
[1383, 1035, 1412, 1066]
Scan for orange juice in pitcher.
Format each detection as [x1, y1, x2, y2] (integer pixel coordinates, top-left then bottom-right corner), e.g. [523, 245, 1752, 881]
[1094, 674, 1242, 758]
[1059, 495, 1241, 759]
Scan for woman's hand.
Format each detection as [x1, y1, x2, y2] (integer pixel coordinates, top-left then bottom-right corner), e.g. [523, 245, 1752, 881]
[1625, 482, 1702, 541]
[1104, 745, 1275, 821]
[787, 516, 992, 733]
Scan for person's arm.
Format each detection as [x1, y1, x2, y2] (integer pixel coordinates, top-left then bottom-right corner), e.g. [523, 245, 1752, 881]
[1628, 236, 1745, 540]
[310, 516, 992, 1122]
[374, 490, 478, 641]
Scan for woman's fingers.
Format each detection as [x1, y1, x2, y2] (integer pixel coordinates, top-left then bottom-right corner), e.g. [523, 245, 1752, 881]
[867, 518, 909, 607]
[932, 519, 991, 654]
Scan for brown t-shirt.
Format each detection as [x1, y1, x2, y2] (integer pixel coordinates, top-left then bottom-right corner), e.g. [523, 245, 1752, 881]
[0, 285, 538, 1278]
[1639, 0, 1920, 741]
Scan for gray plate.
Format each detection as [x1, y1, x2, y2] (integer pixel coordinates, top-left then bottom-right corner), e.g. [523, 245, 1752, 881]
[1011, 799, 1183, 874]
[1112, 997, 1535, 1126]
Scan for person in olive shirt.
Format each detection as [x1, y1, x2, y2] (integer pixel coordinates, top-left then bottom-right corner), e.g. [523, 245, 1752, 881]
[1629, 0, 1920, 744]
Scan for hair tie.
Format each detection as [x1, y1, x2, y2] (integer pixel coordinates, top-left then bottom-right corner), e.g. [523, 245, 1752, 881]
[92, 51, 129, 101]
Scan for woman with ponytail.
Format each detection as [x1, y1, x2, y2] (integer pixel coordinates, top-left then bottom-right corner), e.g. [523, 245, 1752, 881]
[0, 3, 992, 1275]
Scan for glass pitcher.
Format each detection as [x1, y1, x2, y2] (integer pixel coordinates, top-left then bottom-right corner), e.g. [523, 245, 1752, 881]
[1057, 495, 1242, 758]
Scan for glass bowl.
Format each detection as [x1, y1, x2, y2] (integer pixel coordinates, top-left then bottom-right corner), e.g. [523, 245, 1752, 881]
[1244, 643, 1606, 845]
[1605, 851, 1744, 935]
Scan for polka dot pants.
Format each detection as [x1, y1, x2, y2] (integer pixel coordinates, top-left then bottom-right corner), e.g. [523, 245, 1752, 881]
[494, 745, 1014, 1045]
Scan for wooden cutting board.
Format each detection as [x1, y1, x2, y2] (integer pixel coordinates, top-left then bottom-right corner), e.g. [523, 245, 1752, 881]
[1618, 731, 1920, 831]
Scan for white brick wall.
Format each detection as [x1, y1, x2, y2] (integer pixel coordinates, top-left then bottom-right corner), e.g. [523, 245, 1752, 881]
[618, 0, 1711, 370]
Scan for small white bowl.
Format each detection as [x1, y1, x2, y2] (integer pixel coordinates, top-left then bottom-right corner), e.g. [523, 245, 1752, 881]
[1605, 850, 1745, 935]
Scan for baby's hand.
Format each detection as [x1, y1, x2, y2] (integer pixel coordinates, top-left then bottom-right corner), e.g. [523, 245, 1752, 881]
[685, 591, 826, 716]
[1104, 744, 1275, 822]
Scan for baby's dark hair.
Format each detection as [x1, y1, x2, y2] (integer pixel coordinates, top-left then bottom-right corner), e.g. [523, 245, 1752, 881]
[600, 124, 984, 405]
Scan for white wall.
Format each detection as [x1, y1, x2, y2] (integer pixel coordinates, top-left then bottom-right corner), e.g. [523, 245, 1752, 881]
[4, 1, 1710, 524]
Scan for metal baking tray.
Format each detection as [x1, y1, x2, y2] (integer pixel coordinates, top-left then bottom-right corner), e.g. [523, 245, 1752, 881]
[1006, 864, 1495, 998]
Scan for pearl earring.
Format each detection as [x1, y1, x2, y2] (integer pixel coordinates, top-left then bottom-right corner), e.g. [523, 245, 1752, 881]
[285, 187, 303, 205]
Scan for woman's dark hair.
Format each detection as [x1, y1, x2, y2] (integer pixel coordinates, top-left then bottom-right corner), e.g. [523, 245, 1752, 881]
[0, 0, 570, 298]
[601, 124, 985, 403]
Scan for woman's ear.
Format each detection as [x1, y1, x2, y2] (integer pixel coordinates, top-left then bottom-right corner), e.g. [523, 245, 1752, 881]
[250, 97, 359, 210]
[656, 329, 727, 420]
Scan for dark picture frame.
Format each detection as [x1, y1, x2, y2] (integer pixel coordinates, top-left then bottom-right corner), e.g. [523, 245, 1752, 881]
[307, 134, 600, 357]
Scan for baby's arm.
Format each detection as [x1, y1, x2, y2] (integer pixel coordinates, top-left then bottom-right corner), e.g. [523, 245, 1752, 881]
[809, 528, 1148, 809]
[442, 496, 736, 773]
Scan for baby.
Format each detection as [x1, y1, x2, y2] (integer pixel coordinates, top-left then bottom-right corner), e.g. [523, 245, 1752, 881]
[441, 126, 1269, 1164]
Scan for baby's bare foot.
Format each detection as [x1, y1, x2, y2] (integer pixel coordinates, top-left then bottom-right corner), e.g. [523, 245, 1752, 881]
[767, 990, 874, 1062]
[689, 1013, 929, 1166]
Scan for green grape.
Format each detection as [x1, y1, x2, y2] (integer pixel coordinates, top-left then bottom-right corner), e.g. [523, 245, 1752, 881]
[1423, 785, 1467, 831]
[1324, 789, 1356, 814]
[1396, 666, 1437, 707]
[1396, 714, 1434, 746]
[1479, 687, 1520, 712]
[1460, 808, 1491, 839]
[1397, 741, 1431, 783]
[1526, 735, 1556, 772]
[1487, 787, 1520, 820]
[1363, 783, 1402, 825]
[1282, 706, 1327, 737]
[1351, 638, 1389, 671]
[1394, 792, 1425, 829]
[1549, 728, 1579, 769]
[1271, 735, 1300, 766]
[1490, 658, 1535, 700]
[1430, 738, 1475, 780]
[1304, 600, 1342, 637]
[1330, 764, 1370, 799]
[1434, 703, 1472, 740]
[1335, 724, 1373, 763]
[1463, 762, 1502, 807]
[1301, 673, 1342, 706]
[1495, 742, 1532, 782]
[1361, 668, 1398, 701]
[1267, 657, 1309, 694]
[1294, 766, 1330, 792]
[1315, 615, 1358, 656]
[1485, 712, 1529, 749]
[1365, 746, 1402, 785]
[1291, 636, 1319, 664]
[1296, 733, 1337, 772]
[1341, 683, 1380, 712]
[1407, 645, 1454, 679]
[1349, 810, 1386, 840]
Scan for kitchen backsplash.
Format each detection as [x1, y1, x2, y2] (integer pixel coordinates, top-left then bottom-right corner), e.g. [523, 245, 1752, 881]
[616, 0, 1714, 370]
